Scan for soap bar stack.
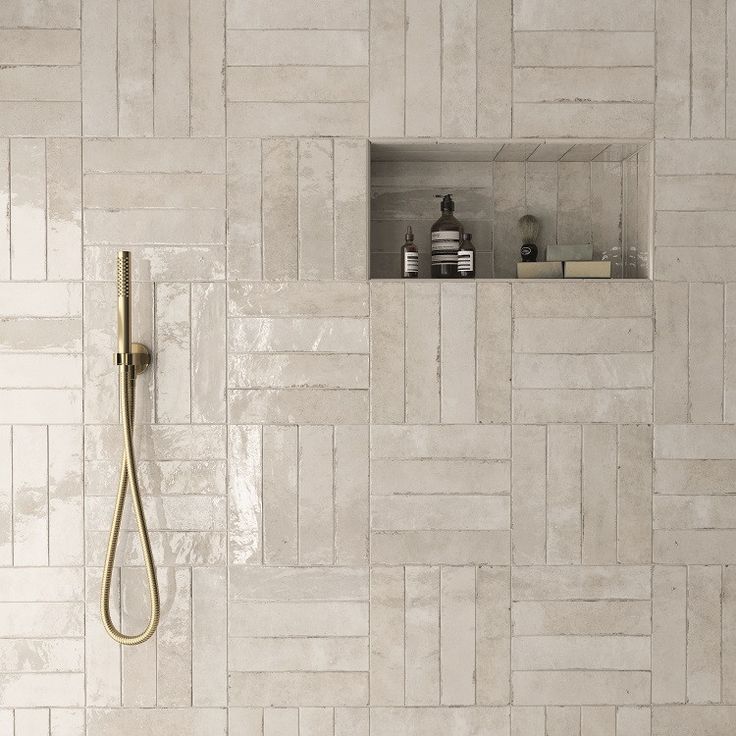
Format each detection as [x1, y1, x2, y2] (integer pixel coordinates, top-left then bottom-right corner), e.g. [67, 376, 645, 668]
[517, 244, 611, 279]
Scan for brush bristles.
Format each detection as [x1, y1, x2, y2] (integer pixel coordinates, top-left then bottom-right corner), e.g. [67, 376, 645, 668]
[518, 214, 540, 245]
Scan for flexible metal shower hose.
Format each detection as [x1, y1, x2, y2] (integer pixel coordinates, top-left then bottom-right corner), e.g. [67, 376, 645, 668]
[99, 363, 160, 645]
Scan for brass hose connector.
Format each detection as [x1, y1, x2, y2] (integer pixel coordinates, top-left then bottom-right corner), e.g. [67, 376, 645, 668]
[100, 251, 159, 646]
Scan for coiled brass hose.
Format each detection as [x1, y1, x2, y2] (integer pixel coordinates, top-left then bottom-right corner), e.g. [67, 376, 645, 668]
[100, 251, 160, 645]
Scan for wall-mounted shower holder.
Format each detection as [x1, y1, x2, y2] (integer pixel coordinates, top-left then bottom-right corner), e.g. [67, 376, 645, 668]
[115, 343, 151, 376]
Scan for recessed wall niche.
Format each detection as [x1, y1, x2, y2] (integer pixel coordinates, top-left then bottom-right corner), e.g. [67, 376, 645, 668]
[369, 139, 653, 280]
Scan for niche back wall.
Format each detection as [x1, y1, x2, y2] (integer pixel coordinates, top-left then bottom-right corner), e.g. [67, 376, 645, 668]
[0, 1, 733, 735]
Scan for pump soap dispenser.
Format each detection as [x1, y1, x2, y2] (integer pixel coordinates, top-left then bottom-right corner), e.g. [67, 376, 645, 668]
[431, 194, 463, 278]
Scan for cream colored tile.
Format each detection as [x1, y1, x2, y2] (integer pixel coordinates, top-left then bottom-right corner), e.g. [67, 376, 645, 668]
[687, 565, 722, 703]
[367, 292, 402, 422]
[81, 0, 117, 135]
[262, 138, 298, 280]
[370, 0, 404, 135]
[334, 139, 368, 280]
[117, 0, 153, 136]
[405, 283, 440, 423]
[652, 566, 686, 703]
[190, 0, 225, 135]
[262, 426, 297, 565]
[227, 138, 262, 280]
[440, 567, 475, 705]
[192, 567, 226, 706]
[440, 283, 476, 423]
[370, 567, 404, 705]
[691, 0, 726, 138]
[513, 671, 649, 706]
[441, 0, 476, 137]
[582, 425, 617, 564]
[514, 103, 653, 138]
[298, 139, 334, 280]
[405, 566, 440, 705]
[405, 0, 441, 136]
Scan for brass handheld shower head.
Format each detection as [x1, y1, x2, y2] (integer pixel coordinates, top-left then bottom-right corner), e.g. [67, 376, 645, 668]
[115, 251, 150, 375]
[101, 251, 159, 646]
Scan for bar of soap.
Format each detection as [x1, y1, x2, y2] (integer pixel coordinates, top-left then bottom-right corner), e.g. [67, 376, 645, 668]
[564, 261, 612, 278]
[547, 243, 593, 262]
[517, 261, 563, 279]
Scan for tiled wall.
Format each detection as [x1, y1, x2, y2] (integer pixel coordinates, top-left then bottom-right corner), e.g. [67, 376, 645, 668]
[0, 0, 733, 733]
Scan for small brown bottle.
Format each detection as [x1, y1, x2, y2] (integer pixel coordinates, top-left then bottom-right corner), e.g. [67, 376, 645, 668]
[431, 194, 463, 278]
[457, 232, 475, 278]
[401, 226, 419, 278]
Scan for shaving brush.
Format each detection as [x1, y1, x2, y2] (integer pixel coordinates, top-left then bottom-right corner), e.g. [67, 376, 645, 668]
[518, 214, 540, 262]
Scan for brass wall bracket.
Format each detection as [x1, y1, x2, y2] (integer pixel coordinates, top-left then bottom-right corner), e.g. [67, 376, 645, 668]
[114, 343, 151, 376]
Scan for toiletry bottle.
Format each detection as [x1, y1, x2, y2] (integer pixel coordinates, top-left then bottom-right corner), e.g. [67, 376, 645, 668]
[457, 232, 475, 278]
[431, 194, 462, 278]
[401, 225, 419, 278]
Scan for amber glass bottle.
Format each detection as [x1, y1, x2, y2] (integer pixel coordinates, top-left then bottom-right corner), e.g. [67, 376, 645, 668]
[401, 226, 418, 278]
[431, 194, 462, 278]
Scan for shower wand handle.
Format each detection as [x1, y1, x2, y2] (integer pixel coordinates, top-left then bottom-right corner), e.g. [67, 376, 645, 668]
[114, 250, 151, 374]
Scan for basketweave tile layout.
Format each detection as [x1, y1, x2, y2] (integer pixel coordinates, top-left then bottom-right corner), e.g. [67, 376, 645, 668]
[0, 0, 735, 734]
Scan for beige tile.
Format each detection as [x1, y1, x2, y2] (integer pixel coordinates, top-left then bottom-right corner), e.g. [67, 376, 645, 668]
[261, 138, 298, 280]
[654, 282, 688, 423]
[227, 0, 368, 28]
[514, 103, 653, 138]
[372, 530, 509, 565]
[691, 0, 726, 138]
[372, 425, 510, 460]
[230, 638, 367, 673]
[477, 566, 511, 705]
[262, 426, 297, 565]
[687, 566, 722, 703]
[513, 600, 651, 636]
[513, 0, 654, 29]
[370, 282, 404, 423]
[442, 0, 477, 137]
[370, 0, 404, 135]
[581, 425, 617, 564]
[515, 67, 654, 103]
[618, 425, 653, 564]
[117, 0, 153, 137]
[228, 425, 262, 565]
[689, 283, 724, 422]
[298, 426, 334, 565]
[440, 566, 475, 705]
[404, 566, 440, 705]
[370, 706, 509, 734]
[229, 282, 368, 318]
[653, 706, 736, 735]
[652, 566, 687, 703]
[229, 102, 368, 137]
[515, 31, 653, 66]
[369, 567, 404, 705]
[405, 0, 441, 136]
[477, 282, 511, 422]
[511, 425, 546, 565]
[298, 139, 334, 280]
[440, 283, 476, 423]
[405, 283, 440, 423]
[190, 0, 225, 136]
[546, 707, 580, 736]
[86, 709, 227, 735]
[513, 566, 651, 601]
[512, 671, 650, 706]
[192, 567, 227, 706]
[334, 139, 368, 280]
[477, 0, 512, 136]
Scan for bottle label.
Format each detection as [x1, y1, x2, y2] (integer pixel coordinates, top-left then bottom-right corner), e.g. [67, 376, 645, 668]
[431, 231, 461, 242]
[457, 249, 474, 273]
[404, 251, 419, 275]
[431, 230, 460, 266]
